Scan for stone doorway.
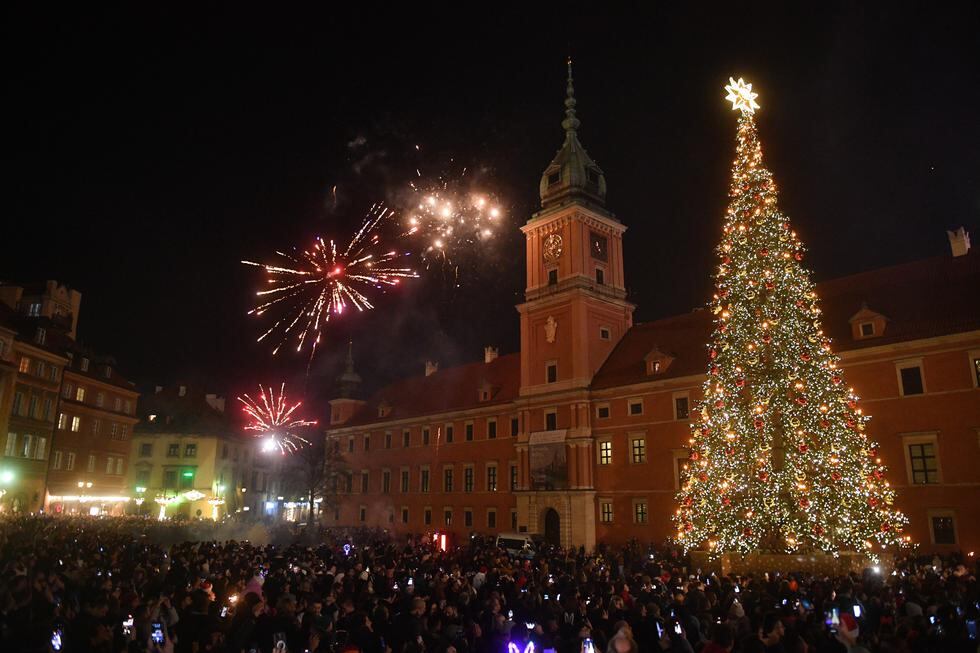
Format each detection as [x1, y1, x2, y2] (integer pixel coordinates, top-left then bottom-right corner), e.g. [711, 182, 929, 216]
[543, 507, 561, 546]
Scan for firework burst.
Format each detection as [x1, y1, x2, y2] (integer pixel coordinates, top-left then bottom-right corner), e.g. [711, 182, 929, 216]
[243, 204, 418, 359]
[403, 182, 504, 267]
[238, 383, 317, 455]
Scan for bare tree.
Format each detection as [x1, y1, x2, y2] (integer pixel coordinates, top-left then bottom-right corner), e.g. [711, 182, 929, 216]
[281, 434, 347, 525]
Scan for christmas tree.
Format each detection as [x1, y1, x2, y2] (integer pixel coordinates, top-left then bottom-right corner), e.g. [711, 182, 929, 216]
[673, 78, 907, 560]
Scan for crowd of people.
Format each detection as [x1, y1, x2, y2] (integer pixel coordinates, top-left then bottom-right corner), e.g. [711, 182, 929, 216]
[0, 515, 976, 653]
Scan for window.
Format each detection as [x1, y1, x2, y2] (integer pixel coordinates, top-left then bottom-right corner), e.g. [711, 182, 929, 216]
[510, 464, 518, 491]
[35, 328, 46, 345]
[672, 451, 688, 490]
[87, 454, 96, 472]
[464, 466, 474, 492]
[487, 419, 497, 439]
[897, 361, 924, 396]
[403, 430, 410, 447]
[446, 425, 454, 443]
[66, 452, 76, 471]
[359, 506, 367, 523]
[49, 365, 59, 381]
[167, 443, 179, 457]
[106, 457, 115, 474]
[221, 444, 228, 459]
[75, 387, 85, 402]
[183, 443, 196, 457]
[464, 509, 473, 527]
[20, 434, 34, 458]
[547, 170, 561, 186]
[136, 469, 150, 487]
[487, 465, 498, 492]
[903, 434, 941, 485]
[382, 470, 391, 493]
[19, 357, 30, 373]
[364, 435, 370, 452]
[80, 358, 90, 372]
[444, 467, 454, 492]
[348, 437, 355, 453]
[511, 509, 518, 530]
[929, 511, 957, 545]
[42, 398, 53, 421]
[361, 471, 369, 493]
[545, 410, 557, 431]
[628, 398, 643, 415]
[96, 392, 105, 407]
[56, 413, 66, 430]
[487, 509, 497, 529]
[600, 501, 614, 523]
[595, 268, 605, 285]
[35, 438, 48, 461]
[62, 383, 72, 399]
[596, 404, 610, 419]
[402, 508, 409, 524]
[674, 395, 690, 420]
[631, 437, 647, 464]
[973, 353, 980, 387]
[113, 398, 121, 411]
[424, 507, 432, 525]
[860, 322, 875, 337]
[444, 509, 453, 526]
[511, 417, 519, 437]
[115, 458, 123, 475]
[401, 469, 410, 492]
[52, 450, 63, 469]
[385, 432, 392, 449]
[13, 392, 24, 416]
[140, 443, 153, 457]
[599, 441, 613, 465]
[546, 362, 557, 384]
[465, 423, 474, 441]
[633, 500, 648, 524]
[91, 419, 101, 435]
[28, 395, 39, 419]
[124, 400, 132, 414]
[599, 326, 611, 341]
[4, 432, 16, 456]
[35, 361, 46, 377]
[28, 303, 41, 317]
[71, 416, 81, 432]
[422, 428, 430, 445]
[548, 269, 558, 286]
[344, 473, 353, 493]
[420, 468, 430, 492]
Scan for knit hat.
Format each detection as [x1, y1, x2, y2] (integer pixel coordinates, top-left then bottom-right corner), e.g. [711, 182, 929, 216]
[839, 613, 859, 639]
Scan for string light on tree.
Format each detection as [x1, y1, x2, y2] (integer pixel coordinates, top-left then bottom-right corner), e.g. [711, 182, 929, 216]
[673, 77, 908, 561]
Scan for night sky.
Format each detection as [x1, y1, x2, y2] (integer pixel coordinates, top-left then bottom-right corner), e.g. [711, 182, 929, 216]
[6, 3, 979, 404]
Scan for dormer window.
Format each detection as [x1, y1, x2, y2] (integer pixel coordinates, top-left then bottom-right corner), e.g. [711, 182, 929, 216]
[80, 358, 90, 372]
[478, 381, 495, 402]
[104, 366, 112, 379]
[644, 346, 675, 375]
[859, 322, 875, 337]
[849, 303, 887, 340]
[547, 170, 561, 186]
[378, 402, 391, 418]
[35, 328, 46, 345]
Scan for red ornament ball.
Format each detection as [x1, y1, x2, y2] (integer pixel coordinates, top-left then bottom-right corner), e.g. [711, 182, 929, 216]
[754, 418, 765, 430]
[794, 252, 803, 261]
[684, 522, 693, 532]
[800, 353, 811, 362]
[880, 522, 891, 532]
[758, 471, 769, 482]
[820, 419, 830, 429]
[832, 375, 842, 385]
[722, 496, 731, 506]
[765, 281, 775, 290]
[690, 451, 700, 461]
[758, 248, 769, 257]
[714, 399, 725, 409]
[744, 527, 753, 537]
[799, 497, 810, 509]
[698, 472, 708, 483]
[868, 497, 879, 507]
[813, 525, 825, 536]
[709, 349, 718, 360]
[830, 471, 842, 481]
[798, 443, 809, 453]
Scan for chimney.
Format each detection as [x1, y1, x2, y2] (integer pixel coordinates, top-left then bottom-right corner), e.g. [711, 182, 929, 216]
[947, 227, 971, 257]
[484, 346, 499, 363]
[425, 360, 439, 377]
[205, 393, 226, 413]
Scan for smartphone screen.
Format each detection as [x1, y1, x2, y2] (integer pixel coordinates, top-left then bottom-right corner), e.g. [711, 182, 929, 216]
[151, 622, 165, 645]
[673, 622, 683, 635]
[123, 615, 134, 636]
[51, 628, 64, 651]
[853, 605, 862, 618]
[655, 622, 663, 638]
[582, 638, 595, 653]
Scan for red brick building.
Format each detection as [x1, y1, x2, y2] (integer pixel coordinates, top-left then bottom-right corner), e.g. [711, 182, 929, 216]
[326, 77, 980, 553]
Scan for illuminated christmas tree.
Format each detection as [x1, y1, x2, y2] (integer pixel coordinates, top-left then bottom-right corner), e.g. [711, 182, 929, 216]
[673, 78, 907, 560]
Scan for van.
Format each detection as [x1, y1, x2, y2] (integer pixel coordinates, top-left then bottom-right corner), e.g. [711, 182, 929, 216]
[496, 532, 536, 558]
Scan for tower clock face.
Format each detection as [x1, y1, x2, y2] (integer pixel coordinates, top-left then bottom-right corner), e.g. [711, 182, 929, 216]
[543, 233, 564, 262]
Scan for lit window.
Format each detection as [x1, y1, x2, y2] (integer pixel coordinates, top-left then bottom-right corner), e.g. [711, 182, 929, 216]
[19, 357, 30, 373]
[631, 438, 646, 464]
[20, 434, 34, 458]
[75, 387, 85, 402]
[184, 444, 197, 457]
[71, 416, 81, 432]
[167, 444, 179, 457]
[633, 500, 648, 524]
[600, 501, 614, 523]
[599, 441, 612, 465]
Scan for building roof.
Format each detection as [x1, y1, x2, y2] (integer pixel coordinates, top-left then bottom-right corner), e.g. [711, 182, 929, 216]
[339, 249, 979, 427]
[134, 386, 239, 437]
[343, 353, 521, 427]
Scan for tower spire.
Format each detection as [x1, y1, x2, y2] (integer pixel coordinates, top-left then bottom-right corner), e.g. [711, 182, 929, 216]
[336, 339, 362, 399]
[562, 56, 580, 133]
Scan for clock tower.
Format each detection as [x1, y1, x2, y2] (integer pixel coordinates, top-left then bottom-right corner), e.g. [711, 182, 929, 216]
[517, 61, 634, 395]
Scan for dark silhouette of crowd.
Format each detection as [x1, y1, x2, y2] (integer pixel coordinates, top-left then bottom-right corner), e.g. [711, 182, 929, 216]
[0, 515, 976, 653]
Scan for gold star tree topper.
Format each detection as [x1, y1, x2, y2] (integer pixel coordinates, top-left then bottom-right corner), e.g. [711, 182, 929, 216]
[725, 76, 760, 114]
